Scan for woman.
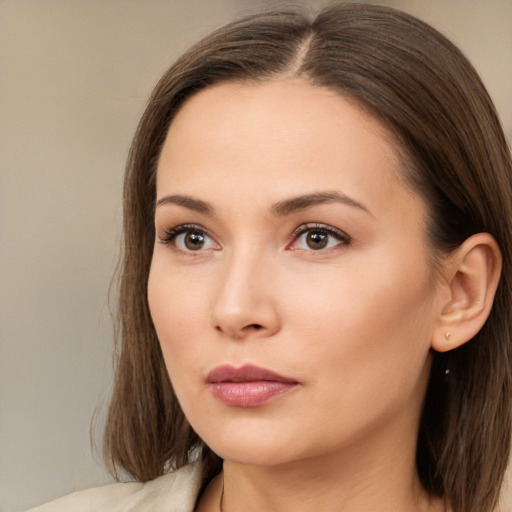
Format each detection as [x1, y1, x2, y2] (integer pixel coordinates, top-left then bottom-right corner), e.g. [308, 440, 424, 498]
[30, 3, 512, 512]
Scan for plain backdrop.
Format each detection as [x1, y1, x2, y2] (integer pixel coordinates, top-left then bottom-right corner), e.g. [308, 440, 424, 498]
[1, 1, 511, 511]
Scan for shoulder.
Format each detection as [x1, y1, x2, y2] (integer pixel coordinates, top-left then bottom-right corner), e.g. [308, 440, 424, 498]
[27, 462, 203, 512]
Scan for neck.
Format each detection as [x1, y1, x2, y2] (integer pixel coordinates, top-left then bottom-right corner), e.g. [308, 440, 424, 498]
[218, 417, 444, 512]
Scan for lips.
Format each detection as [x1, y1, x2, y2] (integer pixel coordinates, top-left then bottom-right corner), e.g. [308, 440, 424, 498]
[206, 364, 299, 407]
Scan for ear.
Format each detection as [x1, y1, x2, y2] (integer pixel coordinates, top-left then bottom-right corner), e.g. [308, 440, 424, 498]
[432, 233, 502, 352]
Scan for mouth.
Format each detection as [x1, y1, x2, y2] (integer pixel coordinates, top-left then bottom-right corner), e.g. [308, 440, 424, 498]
[206, 364, 299, 407]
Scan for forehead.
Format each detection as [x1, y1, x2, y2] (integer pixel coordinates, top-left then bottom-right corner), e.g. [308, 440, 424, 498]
[156, 80, 419, 220]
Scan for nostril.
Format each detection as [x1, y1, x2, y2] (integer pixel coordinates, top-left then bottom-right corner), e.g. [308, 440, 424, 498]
[214, 324, 261, 333]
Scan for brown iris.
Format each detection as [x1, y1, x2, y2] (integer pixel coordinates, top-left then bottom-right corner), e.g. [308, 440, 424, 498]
[306, 231, 329, 250]
[184, 232, 205, 250]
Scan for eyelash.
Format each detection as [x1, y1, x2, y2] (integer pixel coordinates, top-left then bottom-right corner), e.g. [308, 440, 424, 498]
[288, 223, 351, 252]
[159, 224, 214, 249]
[158, 223, 351, 253]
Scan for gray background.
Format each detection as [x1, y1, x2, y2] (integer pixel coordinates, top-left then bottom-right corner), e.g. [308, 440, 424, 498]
[1, 1, 511, 511]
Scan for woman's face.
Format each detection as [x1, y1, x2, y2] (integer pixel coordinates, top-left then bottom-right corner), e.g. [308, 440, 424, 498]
[148, 80, 443, 466]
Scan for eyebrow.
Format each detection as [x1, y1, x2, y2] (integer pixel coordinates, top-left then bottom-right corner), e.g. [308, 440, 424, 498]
[271, 191, 371, 217]
[155, 191, 371, 217]
[156, 194, 212, 214]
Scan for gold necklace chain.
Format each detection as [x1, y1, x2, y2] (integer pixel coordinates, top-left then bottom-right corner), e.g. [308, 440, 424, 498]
[219, 473, 225, 512]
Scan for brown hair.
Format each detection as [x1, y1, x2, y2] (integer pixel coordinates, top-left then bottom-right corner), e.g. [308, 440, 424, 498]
[103, 4, 512, 512]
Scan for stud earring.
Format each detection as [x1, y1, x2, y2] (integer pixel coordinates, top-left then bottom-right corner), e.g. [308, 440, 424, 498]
[443, 333, 451, 375]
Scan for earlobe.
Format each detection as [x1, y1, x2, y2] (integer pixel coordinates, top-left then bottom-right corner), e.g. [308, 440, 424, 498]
[432, 233, 502, 352]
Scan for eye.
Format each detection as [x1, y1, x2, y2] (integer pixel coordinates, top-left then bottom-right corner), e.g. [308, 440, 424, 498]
[289, 224, 350, 251]
[159, 224, 219, 253]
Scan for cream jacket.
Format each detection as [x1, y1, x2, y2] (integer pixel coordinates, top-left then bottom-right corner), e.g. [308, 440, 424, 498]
[27, 462, 202, 512]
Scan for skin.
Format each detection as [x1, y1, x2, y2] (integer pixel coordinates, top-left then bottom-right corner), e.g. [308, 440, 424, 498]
[148, 80, 447, 512]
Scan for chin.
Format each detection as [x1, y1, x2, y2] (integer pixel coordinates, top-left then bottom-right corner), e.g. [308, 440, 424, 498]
[209, 441, 300, 468]
[192, 417, 294, 465]
[195, 418, 329, 469]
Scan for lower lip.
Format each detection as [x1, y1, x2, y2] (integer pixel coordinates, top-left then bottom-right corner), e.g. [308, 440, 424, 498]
[208, 381, 298, 407]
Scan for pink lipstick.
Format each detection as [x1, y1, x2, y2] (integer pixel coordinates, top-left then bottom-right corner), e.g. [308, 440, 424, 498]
[207, 364, 299, 407]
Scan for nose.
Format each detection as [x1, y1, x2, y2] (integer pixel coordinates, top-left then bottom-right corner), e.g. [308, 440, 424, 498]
[210, 250, 281, 340]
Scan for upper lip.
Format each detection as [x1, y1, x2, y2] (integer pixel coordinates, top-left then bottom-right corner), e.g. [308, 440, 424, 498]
[207, 364, 298, 384]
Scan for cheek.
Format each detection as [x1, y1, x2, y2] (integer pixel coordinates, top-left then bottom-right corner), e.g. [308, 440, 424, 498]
[280, 254, 437, 400]
[147, 261, 211, 375]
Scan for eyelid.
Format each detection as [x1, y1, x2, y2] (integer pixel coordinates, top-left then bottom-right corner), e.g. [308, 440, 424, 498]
[158, 223, 219, 252]
[287, 223, 351, 251]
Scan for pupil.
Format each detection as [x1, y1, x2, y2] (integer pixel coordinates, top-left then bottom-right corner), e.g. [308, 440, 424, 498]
[307, 231, 328, 249]
[185, 232, 205, 250]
